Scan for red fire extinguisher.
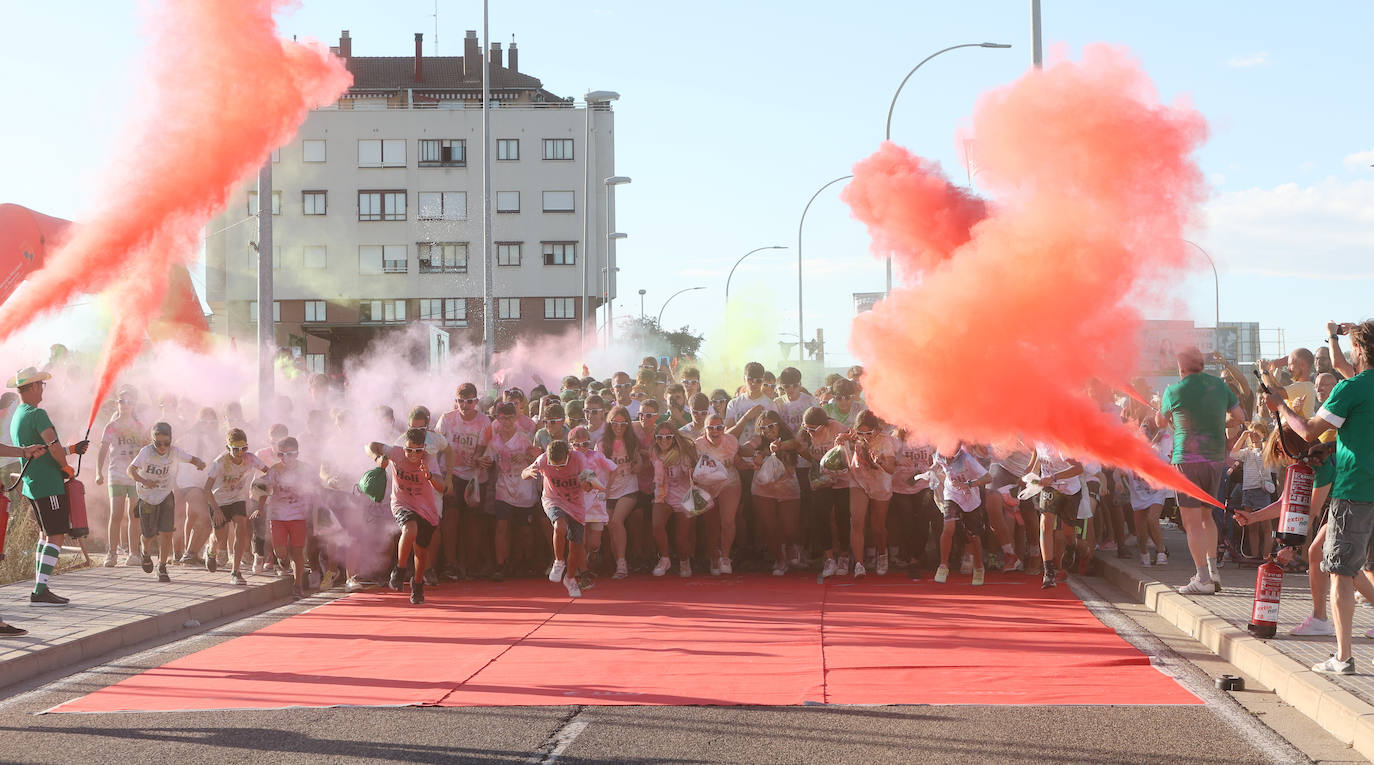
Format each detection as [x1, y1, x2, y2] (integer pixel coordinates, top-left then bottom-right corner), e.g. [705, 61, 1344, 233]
[65, 476, 89, 539]
[1276, 462, 1315, 548]
[0, 492, 10, 561]
[1248, 556, 1284, 638]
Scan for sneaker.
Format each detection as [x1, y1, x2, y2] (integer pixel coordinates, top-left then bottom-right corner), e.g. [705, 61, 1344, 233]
[613, 560, 629, 580]
[125, 552, 143, 567]
[422, 569, 437, 587]
[230, 571, 247, 586]
[549, 560, 567, 583]
[252, 555, 265, 576]
[0, 623, 28, 637]
[1292, 615, 1335, 636]
[158, 566, 171, 583]
[345, 576, 366, 593]
[1099, 541, 1118, 552]
[1212, 577, 1222, 594]
[389, 567, 405, 591]
[1142, 552, 1153, 567]
[1001, 552, 1020, 572]
[1041, 564, 1057, 589]
[410, 579, 425, 605]
[440, 566, 461, 583]
[206, 554, 217, 573]
[854, 561, 867, 579]
[1156, 552, 1168, 566]
[876, 554, 889, 576]
[1312, 654, 1355, 675]
[320, 570, 338, 591]
[773, 563, 787, 577]
[836, 556, 850, 577]
[652, 557, 672, 577]
[972, 568, 985, 586]
[709, 559, 721, 576]
[577, 571, 597, 591]
[1177, 576, 1215, 595]
[960, 553, 974, 575]
[29, 589, 69, 606]
[563, 575, 582, 598]
[680, 560, 692, 578]
[934, 564, 949, 584]
[103, 553, 118, 567]
[141, 556, 154, 574]
[719, 557, 733, 575]
[790, 547, 804, 569]
[821, 558, 838, 579]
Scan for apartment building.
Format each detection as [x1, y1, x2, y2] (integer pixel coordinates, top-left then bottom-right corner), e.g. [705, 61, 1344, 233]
[203, 29, 619, 373]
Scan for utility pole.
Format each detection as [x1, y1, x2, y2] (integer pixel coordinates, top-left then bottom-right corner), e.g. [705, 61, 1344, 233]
[480, 0, 494, 382]
[256, 162, 273, 421]
[1032, 0, 1043, 68]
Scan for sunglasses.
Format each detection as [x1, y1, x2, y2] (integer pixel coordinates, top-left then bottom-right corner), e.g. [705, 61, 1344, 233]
[760, 423, 778, 430]
[572, 440, 592, 448]
[835, 394, 853, 400]
[630, 392, 646, 400]
[614, 383, 632, 389]
[654, 434, 675, 441]
[279, 450, 299, 457]
[638, 412, 658, 420]
[228, 445, 248, 453]
[458, 397, 478, 405]
[585, 408, 604, 415]
[542, 418, 563, 424]
[803, 425, 823, 433]
[611, 421, 629, 426]
[855, 430, 874, 437]
[706, 424, 725, 432]
[684, 379, 701, 386]
[404, 446, 426, 454]
[691, 409, 709, 415]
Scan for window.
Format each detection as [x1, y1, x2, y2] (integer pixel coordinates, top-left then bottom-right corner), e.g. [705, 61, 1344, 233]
[358, 138, 406, 167]
[303, 190, 326, 215]
[543, 138, 574, 160]
[248, 301, 281, 322]
[359, 190, 406, 221]
[359, 244, 407, 274]
[417, 191, 467, 221]
[418, 298, 468, 327]
[418, 242, 468, 273]
[271, 149, 280, 163]
[542, 242, 576, 266]
[360, 299, 407, 323]
[418, 139, 465, 166]
[304, 300, 327, 322]
[247, 191, 281, 216]
[304, 353, 325, 374]
[303, 139, 326, 163]
[498, 298, 521, 320]
[497, 242, 522, 266]
[545, 297, 576, 320]
[303, 245, 327, 269]
[497, 139, 519, 160]
[495, 191, 520, 213]
[542, 191, 575, 213]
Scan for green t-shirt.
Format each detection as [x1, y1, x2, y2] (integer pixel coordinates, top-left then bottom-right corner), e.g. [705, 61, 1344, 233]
[1161, 373, 1237, 464]
[1319, 370, 1374, 502]
[11, 403, 66, 499]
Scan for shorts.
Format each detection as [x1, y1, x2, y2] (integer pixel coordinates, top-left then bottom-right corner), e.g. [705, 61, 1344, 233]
[218, 501, 247, 526]
[1240, 488, 1272, 510]
[109, 483, 137, 501]
[989, 464, 1020, 492]
[491, 501, 535, 522]
[544, 505, 586, 544]
[1322, 499, 1374, 577]
[586, 521, 606, 532]
[1036, 489, 1082, 527]
[393, 508, 437, 548]
[943, 505, 987, 540]
[28, 493, 72, 537]
[1085, 479, 1102, 502]
[1174, 460, 1225, 509]
[138, 495, 175, 536]
[271, 518, 309, 549]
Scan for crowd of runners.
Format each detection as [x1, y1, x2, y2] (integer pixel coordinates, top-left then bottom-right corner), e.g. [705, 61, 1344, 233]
[2, 320, 1373, 675]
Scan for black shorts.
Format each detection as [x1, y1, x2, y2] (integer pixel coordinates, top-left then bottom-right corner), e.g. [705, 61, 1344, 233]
[491, 500, 537, 521]
[139, 495, 176, 536]
[953, 505, 988, 540]
[1036, 488, 1082, 527]
[218, 501, 247, 526]
[28, 493, 71, 537]
[394, 508, 437, 548]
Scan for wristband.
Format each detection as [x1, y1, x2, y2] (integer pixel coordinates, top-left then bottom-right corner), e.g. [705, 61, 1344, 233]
[1330, 335, 1340, 342]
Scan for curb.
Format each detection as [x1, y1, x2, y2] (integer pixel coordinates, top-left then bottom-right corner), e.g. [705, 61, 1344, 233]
[1100, 556, 1374, 760]
[0, 577, 294, 693]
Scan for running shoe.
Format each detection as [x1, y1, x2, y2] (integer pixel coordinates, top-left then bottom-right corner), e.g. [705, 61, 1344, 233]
[563, 575, 582, 598]
[972, 568, 985, 587]
[103, 553, 118, 568]
[875, 554, 889, 576]
[1002, 552, 1022, 572]
[1177, 576, 1215, 595]
[125, 552, 143, 567]
[1041, 564, 1056, 590]
[821, 558, 837, 579]
[389, 566, 405, 591]
[613, 559, 629, 580]
[652, 557, 672, 577]
[0, 623, 28, 637]
[1156, 551, 1168, 566]
[158, 566, 171, 583]
[141, 556, 154, 574]
[549, 560, 567, 583]
[206, 554, 217, 573]
[773, 563, 787, 577]
[441, 566, 461, 583]
[345, 576, 366, 593]
[29, 589, 69, 606]
[1312, 654, 1355, 675]
[1292, 615, 1335, 636]
[836, 556, 850, 577]
[680, 560, 692, 578]
[934, 564, 949, 584]
[854, 562, 867, 579]
[422, 569, 437, 587]
[959, 553, 974, 575]
[230, 571, 247, 586]
[252, 555, 265, 576]
[577, 571, 597, 591]
[719, 557, 733, 575]
[1141, 552, 1153, 567]
[410, 579, 425, 605]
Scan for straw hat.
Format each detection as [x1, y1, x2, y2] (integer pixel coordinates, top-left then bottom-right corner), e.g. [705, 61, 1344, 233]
[6, 367, 52, 389]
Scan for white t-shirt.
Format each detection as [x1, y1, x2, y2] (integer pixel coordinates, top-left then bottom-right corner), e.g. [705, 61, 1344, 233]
[100, 417, 145, 487]
[934, 450, 987, 513]
[488, 427, 539, 508]
[775, 392, 817, 466]
[1034, 445, 1082, 496]
[206, 452, 268, 505]
[130, 445, 196, 505]
[725, 393, 777, 443]
[260, 461, 322, 523]
[435, 410, 489, 481]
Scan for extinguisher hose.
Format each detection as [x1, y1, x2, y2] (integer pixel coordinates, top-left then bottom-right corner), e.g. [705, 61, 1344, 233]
[2, 426, 90, 494]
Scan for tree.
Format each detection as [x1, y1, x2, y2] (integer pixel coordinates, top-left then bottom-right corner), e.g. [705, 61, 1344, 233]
[618, 316, 703, 360]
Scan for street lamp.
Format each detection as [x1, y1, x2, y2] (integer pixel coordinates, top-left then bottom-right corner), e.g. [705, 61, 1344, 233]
[882, 42, 1011, 296]
[657, 286, 705, 328]
[1183, 239, 1221, 328]
[725, 245, 787, 303]
[604, 176, 631, 347]
[638, 288, 646, 320]
[581, 90, 620, 358]
[797, 175, 852, 366]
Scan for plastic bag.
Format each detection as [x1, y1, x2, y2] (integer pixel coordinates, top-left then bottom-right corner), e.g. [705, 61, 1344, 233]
[755, 454, 786, 486]
[464, 477, 481, 506]
[679, 485, 714, 517]
[821, 444, 849, 472]
[692, 455, 730, 495]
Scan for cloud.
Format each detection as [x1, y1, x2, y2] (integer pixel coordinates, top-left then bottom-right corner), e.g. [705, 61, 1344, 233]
[1226, 51, 1268, 68]
[1344, 149, 1374, 169]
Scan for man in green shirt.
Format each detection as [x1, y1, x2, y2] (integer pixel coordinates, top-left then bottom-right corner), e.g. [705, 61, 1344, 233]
[1269, 321, 1374, 675]
[7, 366, 90, 606]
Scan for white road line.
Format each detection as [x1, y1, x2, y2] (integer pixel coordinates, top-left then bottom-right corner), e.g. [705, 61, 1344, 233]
[527, 712, 589, 764]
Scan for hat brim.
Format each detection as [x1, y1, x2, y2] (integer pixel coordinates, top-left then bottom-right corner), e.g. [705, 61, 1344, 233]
[6, 371, 52, 389]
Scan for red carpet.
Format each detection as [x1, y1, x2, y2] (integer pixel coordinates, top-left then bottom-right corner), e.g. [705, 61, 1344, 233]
[50, 573, 1199, 713]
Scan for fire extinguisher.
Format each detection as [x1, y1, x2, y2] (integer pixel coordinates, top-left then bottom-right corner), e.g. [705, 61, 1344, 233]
[0, 492, 10, 562]
[1248, 555, 1285, 638]
[1276, 462, 1315, 548]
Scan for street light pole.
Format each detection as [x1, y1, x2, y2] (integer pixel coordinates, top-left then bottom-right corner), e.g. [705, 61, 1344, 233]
[725, 245, 787, 303]
[638, 289, 646, 320]
[1184, 239, 1221, 328]
[657, 286, 706, 328]
[797, 175, 852, 368]
[882, 41, 1011, 296]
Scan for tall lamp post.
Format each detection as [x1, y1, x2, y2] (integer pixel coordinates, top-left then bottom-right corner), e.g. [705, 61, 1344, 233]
[1184, 239, 1221, 328]
[797, 175, 852, 368]
[657, 286, 705, 327]
[581, 90, 620, 358]
[725, 245, 787, 303]
[882, 41, 1011, 296]
[604, 175, 631, 347]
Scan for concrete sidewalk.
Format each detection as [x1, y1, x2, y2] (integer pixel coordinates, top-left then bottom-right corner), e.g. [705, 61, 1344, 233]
[0, 562, 292, 691]
[1102, 521, 1374, 760]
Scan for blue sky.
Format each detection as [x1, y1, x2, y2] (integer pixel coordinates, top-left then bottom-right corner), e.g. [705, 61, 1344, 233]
[2, 1, 1371, 367]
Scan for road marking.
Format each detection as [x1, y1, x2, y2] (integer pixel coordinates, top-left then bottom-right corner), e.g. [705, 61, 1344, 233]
[527, 710, 588, 764]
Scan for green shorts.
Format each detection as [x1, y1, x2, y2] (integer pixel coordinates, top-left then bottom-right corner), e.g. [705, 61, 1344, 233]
[110, 483, 137, 501]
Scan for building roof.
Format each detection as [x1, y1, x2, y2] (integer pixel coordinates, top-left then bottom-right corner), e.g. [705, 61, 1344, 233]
[345, 56, 563, 99]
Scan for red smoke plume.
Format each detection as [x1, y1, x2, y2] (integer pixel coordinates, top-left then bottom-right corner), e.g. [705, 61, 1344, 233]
[842, 45, 1219, 505]
[0, 0, 351, 430]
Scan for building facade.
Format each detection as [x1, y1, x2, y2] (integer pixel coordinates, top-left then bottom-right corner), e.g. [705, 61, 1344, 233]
[204, 30, 619, 374]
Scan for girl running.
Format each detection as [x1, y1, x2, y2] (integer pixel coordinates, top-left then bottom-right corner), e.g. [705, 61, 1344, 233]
[748, 410, 802, 575]
[603, 404, 644, 579]
[799, 406, 850, 578]
[842, 410, 896, 576]
[694, 413, 741, 575]
[477, 402, 541, 582]
[649, 421, 698, 577]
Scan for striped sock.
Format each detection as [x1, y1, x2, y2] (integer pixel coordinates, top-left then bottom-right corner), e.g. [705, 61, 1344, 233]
[34, 542, 59, 595]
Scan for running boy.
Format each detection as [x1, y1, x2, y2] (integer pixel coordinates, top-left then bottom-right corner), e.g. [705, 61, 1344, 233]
[128, 422, 206, 583]
[367, 429, 445, 604]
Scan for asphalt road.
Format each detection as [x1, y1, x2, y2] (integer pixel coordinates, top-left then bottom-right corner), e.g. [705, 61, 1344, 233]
[0, 579, 1331, 765]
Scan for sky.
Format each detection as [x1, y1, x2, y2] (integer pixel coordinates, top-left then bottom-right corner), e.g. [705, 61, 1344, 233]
[1, 0, 1371, 369]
